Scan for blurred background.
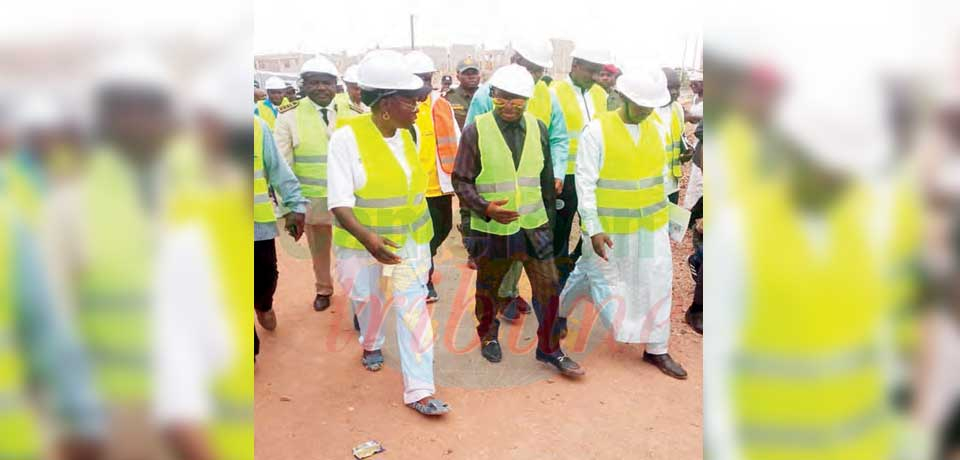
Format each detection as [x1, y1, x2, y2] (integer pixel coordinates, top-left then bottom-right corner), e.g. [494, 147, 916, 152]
[3, 0, 960, 459]
[1, 1, 252, 459]
[704, 1, 960, 459]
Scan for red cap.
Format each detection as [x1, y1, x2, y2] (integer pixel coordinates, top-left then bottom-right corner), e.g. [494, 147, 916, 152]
[602, 64, 621, 76]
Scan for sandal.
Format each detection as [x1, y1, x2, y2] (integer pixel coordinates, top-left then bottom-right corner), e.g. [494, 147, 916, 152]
[361, 351, 384, 372]
[406, 397, 450, 416]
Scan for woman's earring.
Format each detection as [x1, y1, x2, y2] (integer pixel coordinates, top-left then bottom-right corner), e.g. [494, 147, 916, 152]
[382, 112, 391, 121]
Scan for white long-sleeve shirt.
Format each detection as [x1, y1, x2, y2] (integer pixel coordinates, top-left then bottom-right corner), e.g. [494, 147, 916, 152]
[326, 126, 414, 209]
[575, 117, 669, 237]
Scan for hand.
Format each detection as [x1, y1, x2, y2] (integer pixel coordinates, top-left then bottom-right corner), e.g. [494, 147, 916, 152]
[694, 218, 703, 235]
[591, 233, 614, 261]
[485, 199, 520, 224]
[283, 212, 305, 241]
[554, 178, 563, 194]
[362, 233, 402, 265]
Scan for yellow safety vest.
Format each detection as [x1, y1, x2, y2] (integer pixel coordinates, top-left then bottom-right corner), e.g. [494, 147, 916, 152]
[667, 101, 685, 178]
[470, 112, 548, 235]
[78, 148, 151, 402]
[414, 97, 441, 197]
[289, 99, 330, 199]
[0, 172, 42, 460]
[734, 181, 895, 460]
[526, 80, 552, 126]
[253, 117, 275, 223]
[332, 114, 434, 250]
[333, 93, 358, 128]
[551, 79, 608, 175]
[595, 111, 668, 233]
[256, 99, 287, 130]
[163, 143, 253, 460]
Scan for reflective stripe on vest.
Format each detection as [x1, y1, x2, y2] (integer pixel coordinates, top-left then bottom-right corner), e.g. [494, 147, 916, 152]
[432, 96, 459, 174]
[292, 100, 330, 198]
[332, 114, 434, 250]
[669, 101, 684, 178]
[733, 181, 895, 459]
[0, 194, 41, 459]
[253, 117, 276, 223]
[470, 112, 547, 235]
[551, 80, 608, 175]
[79, 149, 151, 401]
[595, 111, 668, 234]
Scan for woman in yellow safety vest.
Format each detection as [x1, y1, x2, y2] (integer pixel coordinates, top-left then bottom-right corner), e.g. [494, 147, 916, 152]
[326, 50, 449, 416]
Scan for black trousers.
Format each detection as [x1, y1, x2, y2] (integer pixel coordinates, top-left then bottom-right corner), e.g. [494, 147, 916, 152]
[254, 239, 279, 356]
[554, 174, 581, 290]
[427, 194, 454, 286]
[474, 254, 562, 356]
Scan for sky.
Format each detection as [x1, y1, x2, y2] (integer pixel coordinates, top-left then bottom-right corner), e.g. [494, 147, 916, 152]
[254, 0, 703, 70]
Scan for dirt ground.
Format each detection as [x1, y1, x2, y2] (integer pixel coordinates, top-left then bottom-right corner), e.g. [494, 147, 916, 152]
[255, 186, 702, 459]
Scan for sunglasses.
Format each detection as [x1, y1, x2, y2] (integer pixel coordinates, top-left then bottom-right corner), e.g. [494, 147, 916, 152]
[492, 97, 527, 109]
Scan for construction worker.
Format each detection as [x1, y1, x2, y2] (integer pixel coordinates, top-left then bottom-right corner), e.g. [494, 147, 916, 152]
[453, 64, 584, 377]
[683, 70, 704, 209]
[405, 50, 461, 303]
[556, 66, 687, 380]
[284, 80, 299, 102]
[444, 58, 482, 129]
[549, 47, 610, 294]
[254, 109, 308, 342]
[334, 64, 368, 124]
[440, 75, 453, 96]
[465, 41, 569, 322]
[255, 76, 289, 130]
[274, 55, 340, 312]
[656, 67, 688, 204]
[599, 64, 623, 110]
[327, 50, 449, 416]
[2, 145, 106, 460]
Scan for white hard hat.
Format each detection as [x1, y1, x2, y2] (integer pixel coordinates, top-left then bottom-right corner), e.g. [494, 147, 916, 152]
[264, 76, 286, 90]
[689, 70, 704, 82]
[18, 95, 64, 131]
[488, 64, 535, 98]
[93, 48, 174, 94]
[284, 80, 296, 88]
[513, 40, 553, 68]
[405, 50, 437, 74]
[343, 64, 360, 84]
[357, 50, 424, 91]
[300, 55, 339, 78]
[615, 65, 670, 108]
[571, 48, 613, 66]
[776, 74, 891, 176]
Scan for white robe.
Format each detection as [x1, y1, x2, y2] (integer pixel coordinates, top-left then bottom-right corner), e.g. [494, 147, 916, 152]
[559, 117, 673, 351]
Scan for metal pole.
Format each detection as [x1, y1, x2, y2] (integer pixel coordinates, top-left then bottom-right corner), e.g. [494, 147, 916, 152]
[410, 15, 415, 49]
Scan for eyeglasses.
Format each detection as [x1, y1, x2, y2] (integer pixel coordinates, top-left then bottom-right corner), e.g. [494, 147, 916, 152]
[492, 97, 527, 109]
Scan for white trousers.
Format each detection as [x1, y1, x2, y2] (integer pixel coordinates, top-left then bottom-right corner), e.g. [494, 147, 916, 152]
[334, 239, 435, 404]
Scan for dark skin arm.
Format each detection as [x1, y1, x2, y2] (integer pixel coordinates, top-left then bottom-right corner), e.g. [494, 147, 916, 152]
[331, 207, 401, 264]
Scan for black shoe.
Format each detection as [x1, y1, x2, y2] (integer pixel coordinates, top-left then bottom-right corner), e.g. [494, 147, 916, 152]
[313, 294, 331, 312]
[481, 340, 502, 363]
[353, 314, 360, 332]
[643, 352, 687, 380]
[426, 283, 439, 304]
[535, 350, 585, 377]
[685, 308, 702, 335]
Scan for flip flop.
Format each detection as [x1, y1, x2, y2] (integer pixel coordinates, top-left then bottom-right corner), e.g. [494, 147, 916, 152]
[406, 398, 450, 416]
[361, 351, 384, 372]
